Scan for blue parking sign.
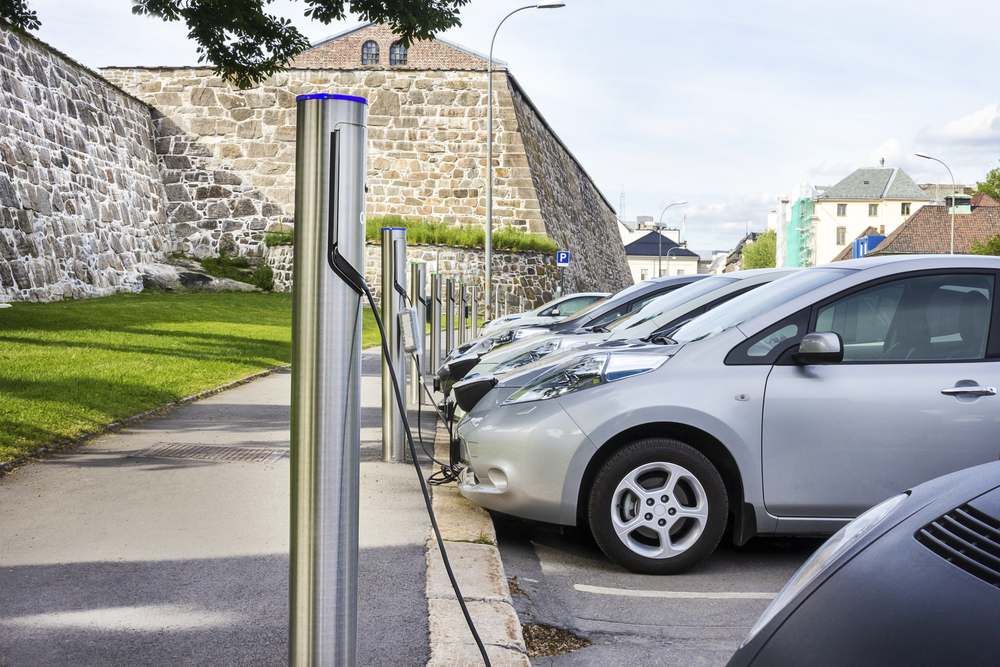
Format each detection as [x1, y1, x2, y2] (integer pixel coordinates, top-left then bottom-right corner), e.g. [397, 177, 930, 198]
[557, 251, 569, 267]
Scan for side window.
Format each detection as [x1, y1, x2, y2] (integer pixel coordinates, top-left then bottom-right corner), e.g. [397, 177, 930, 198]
[814, 273, 994, 362]
[630, 288, 678, 312]
[725, 311, 809, 365]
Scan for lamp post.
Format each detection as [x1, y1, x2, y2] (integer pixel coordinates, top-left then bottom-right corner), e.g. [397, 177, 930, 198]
[656, 201, 687, 276]
[486, 0, 565, 320]
[915, 153, 956, 254]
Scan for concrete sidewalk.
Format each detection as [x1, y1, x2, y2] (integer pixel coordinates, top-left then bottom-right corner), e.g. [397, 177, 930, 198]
[0, 351, 435, 666]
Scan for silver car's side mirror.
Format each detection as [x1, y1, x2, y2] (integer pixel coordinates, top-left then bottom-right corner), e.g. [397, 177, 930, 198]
[549, 309, 560, 317]
[794, 332, 844, 365]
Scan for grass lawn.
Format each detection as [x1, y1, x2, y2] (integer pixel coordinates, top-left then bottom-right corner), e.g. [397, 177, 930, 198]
[0, 290, 380, 464]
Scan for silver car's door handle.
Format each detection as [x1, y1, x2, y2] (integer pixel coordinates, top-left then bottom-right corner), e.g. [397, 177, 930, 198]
[941, 386, 997, 397]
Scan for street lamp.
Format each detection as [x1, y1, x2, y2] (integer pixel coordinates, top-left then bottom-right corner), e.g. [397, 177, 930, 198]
[485, 0, 565, 320]
[657, 201, 687, 276]
[915, 153, 956, 254]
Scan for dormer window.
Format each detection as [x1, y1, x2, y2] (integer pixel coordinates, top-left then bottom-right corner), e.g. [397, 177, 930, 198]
[390, 41, 407, 66]
[362, 40, 379, 65]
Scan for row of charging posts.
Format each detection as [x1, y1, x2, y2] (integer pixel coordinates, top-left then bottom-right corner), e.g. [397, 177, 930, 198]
[290, 93, 526, 667]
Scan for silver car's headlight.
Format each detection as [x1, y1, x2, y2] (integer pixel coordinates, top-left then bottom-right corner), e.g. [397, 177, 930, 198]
[513, 327, 550, 341]
[502, 352, 669, 405]
[492, 338, 590, 375]
[742, 492, 909, 646]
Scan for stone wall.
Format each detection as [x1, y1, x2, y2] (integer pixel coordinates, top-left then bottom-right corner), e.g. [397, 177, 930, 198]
[265, 241, 560, 313]
[0, 24, 169, 302]
[100, 64, 544, 242]
[508, 76, 633, 294]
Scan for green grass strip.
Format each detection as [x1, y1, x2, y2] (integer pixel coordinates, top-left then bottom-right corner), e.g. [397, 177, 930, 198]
[367, 215, 559, 253]
[0, 290, 381, 463]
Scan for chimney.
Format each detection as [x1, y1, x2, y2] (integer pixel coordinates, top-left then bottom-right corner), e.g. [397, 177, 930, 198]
[879, 225, 885, 234]
[880, 158, 885, 167]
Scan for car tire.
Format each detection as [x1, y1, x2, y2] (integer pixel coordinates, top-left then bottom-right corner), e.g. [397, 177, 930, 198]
[588, 438, 728, 574]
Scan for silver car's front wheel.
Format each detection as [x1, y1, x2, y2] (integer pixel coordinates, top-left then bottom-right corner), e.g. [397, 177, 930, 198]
[589, 438, 727, 574]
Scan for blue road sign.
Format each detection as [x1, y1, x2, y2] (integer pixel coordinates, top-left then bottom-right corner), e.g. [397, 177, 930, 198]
[556, 251, 569, 267]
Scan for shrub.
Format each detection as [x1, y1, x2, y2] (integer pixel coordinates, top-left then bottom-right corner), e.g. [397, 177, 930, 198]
[251, 263, 274, 290]
[264, 228, 294, 246]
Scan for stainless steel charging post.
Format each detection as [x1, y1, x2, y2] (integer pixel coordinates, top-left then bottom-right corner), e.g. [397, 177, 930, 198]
[290, 93, 367, 667]
[470, 285, 478, 339]
[458, 282, 467, 346]
[381, 227, 407, 462]
[409, 262, 426, 404]
[430, 273, 442, 372]
[445, 277, 455, 355]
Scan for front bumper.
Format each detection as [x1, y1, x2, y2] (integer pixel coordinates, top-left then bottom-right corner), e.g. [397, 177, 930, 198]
[456, 391, 596, 526]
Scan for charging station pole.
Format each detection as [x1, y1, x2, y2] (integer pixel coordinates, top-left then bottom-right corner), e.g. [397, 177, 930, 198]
[457, 283, 467, 347]
[445, 278, 455, 355]
[430, 273, 442, 372]
[470, 285, 478, 338]
[381, 227, 407, 462]
[290, 93, 367, 667]
[409, 262, 426, 404]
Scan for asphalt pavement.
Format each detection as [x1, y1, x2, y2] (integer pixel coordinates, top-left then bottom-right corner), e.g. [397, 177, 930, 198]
[0, 351, 435, 667]
[494, 517, 824, 666]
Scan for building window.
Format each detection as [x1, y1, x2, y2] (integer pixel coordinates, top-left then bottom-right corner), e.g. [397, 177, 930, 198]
[868, 203, 878, 217]
[641, 269, 649, 280]
[390, 41, 407, 66]
[836, 226, 846, 245]
[676, 269, 685, 275]
[361, 40, 379, 65]
[901, 202, 911, 216]
[836, 203, 847, 216]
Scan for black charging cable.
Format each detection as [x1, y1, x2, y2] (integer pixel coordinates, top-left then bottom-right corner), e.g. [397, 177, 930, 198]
[360, 282, 492, 667]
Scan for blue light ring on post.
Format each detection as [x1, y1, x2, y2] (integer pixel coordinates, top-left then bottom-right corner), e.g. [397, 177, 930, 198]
[296, 93, 369, 104]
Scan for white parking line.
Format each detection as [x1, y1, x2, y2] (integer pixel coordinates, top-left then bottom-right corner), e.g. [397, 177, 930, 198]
[574, 584, 776, 600]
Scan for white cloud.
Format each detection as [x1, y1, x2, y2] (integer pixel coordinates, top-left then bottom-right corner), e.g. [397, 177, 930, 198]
[918, 104, 1000, 148]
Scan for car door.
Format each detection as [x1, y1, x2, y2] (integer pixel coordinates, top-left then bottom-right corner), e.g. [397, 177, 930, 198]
[761, 271, 1000, 518]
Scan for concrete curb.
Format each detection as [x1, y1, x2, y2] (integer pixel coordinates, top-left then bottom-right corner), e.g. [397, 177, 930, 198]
[426, 422, 530, 667]
[0, 364, 291, 476]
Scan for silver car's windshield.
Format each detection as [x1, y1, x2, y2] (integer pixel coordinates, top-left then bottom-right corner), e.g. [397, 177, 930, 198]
[608, 276, 737, 331]
[671, 268, 853, 343]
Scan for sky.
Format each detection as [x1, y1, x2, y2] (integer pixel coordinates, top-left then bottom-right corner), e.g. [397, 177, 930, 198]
[23, 0, 1000, 250]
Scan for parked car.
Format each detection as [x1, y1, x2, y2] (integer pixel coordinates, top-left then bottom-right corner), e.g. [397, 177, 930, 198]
[450, 269, 796, 405]
[513, 274, 708, 337]
[455, 255, 1000, 574]
[728, 460, 1000, 666]
[479, 292, 607, 336]
[439, 277, 705, 391]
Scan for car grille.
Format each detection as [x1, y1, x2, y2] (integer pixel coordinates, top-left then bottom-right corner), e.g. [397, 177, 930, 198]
[916, 504, 1000, 587]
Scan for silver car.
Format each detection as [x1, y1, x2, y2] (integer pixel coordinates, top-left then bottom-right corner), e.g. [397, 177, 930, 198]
[456, 255, 1000, 574]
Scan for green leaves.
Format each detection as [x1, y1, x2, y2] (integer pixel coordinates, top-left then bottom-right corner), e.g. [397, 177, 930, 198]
[0, 0, 41, 32]
[129, 0, 470, 89]
[974, 167, 1000, 205]
[741, 229, 776, 269]
[0, 1, 470, 89]
[133, 0, 312, 89]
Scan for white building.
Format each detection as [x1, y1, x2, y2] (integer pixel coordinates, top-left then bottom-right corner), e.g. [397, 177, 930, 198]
[622, 231, 700, 282]
[812, 167, 929, 265]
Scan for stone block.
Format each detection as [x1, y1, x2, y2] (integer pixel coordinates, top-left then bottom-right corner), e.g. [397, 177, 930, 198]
[237, 120, 262, 139]
[189, 87, 217, 106]
[247, 142, 279, 158]
[188, 117, 217, 135]
[217, 92, 246, 109]
[232, 198, 257, 217]
[218, 143, 243, 159]
[230, 108, 254, 122]
[213, 170, 242, 186]
[274, 125, 297, 142]
[172, 203, 200, 222]
[427, 599, 524, 653]
[195, 185, 232, 200]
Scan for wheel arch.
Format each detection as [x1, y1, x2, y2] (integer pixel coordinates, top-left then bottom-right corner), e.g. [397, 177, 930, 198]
[577, 422, 753, 544]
